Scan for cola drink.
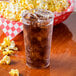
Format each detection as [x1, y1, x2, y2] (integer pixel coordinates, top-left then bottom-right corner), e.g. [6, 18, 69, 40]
[22, 9, 54, 68]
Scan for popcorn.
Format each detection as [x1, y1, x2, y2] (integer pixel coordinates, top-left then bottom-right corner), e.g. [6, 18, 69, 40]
[0, 55, 11, 65]
[4, 37, 11, 46]
[0, 1, 34, 21]
[0, 1, 9, 15]
[0, 2, 2, 11]
[0, 0, 69, 21]
[10, 0, 18, 3]
[9, 69, 19, 76]
[3, 49, 14, 55]
[0, 37, 18, 56]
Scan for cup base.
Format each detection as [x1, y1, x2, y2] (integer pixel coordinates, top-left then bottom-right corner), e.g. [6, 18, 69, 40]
[26, 62, 50, 69]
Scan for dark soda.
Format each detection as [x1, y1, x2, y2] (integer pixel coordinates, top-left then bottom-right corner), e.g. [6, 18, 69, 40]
[22, 9, 54, 68]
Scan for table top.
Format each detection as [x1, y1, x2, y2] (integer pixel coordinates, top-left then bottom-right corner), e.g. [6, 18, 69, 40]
[0, 13, 76, 76]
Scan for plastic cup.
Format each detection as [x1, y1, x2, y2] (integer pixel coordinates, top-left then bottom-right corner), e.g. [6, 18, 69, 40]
[22, 9, 54, 68]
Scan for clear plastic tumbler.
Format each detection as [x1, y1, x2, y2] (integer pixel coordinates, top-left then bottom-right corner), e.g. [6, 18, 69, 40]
[22, 9, 54, 68]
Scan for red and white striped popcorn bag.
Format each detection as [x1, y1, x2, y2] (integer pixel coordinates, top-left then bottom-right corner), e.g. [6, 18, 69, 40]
[0, 0, 74, 40]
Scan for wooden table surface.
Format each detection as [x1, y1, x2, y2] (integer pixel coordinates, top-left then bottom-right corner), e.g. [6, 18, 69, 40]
[0, 13, 76, 76]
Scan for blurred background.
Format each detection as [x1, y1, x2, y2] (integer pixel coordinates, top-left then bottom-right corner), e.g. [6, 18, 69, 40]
[74, 0, 76, 11]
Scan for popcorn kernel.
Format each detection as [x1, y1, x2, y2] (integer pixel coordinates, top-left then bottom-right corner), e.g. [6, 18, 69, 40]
[9, 69, 19, 76]
[0, 55, 11, 65]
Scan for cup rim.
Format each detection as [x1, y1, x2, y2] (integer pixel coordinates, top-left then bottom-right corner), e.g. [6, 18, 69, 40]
[22, 9, 54, 19]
